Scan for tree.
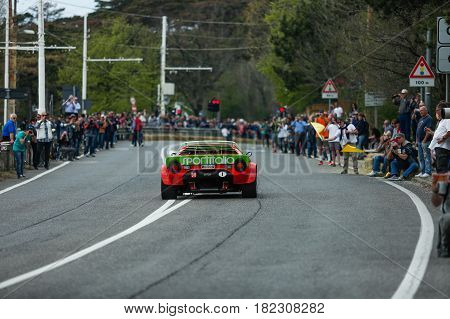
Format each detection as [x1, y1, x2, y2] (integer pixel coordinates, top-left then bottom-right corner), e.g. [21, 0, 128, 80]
[58, 17, 160, 113]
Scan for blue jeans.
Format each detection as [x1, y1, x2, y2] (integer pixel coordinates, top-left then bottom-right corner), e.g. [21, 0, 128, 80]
[307, 139, 317, 157]
[372, 155, 388, 173]
[398, 113, 411, 141]
[99, 133, 105, 149]
[84, 135, 95, 155]
[357, 135, 368, 150]
[390, 159, 419, 178]
[13, 150, 24, 177]
[417, 141, 432, 175]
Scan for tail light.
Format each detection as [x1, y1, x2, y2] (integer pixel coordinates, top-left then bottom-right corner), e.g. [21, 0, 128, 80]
[234, 159, 247, 172]
[169, 161, 182, 173]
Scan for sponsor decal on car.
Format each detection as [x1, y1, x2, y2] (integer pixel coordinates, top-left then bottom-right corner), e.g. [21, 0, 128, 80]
[166, 155, 250, 168]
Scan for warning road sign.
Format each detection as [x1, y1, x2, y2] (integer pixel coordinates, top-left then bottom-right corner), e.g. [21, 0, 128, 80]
[322, 79, 338, 99]
[409, 56, 435, 87]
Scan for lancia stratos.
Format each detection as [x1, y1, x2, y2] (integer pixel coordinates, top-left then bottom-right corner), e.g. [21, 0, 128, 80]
[161, 141, 257, 199]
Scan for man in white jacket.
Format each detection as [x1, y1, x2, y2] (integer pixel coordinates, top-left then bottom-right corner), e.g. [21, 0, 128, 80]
[35, 112, 53, 169]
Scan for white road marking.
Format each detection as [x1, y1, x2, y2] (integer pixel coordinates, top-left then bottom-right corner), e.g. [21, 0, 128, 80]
[0, 199, 192, 290]
[0, 162, 71, 195]
[385, 181, 434, 299]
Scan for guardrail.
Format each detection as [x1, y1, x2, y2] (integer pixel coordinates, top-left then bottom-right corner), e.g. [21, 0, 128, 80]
[117, 126, 222, 140]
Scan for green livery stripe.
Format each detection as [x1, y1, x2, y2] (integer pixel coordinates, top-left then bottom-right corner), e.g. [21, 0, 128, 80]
[166, 155, 250, 167]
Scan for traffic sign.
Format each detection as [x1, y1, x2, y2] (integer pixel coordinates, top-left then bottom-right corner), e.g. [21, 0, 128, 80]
[437, 17, 450, 74]
[438, 17, 450, 45]
[437, 47, 450, 73]
[365, 92, 385, 107]
[0, 88, 29, 100]
[321, 79, 338, 99]
[409, 56, 435, 87]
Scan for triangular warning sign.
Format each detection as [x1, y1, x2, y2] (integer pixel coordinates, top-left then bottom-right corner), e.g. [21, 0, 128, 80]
[322, 79, 338, 93]
[409, 56, 435, 79]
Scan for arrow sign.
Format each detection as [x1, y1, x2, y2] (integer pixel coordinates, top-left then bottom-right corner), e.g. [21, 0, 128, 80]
[322, 79, 338, 99]
[409, 56, 435, 87]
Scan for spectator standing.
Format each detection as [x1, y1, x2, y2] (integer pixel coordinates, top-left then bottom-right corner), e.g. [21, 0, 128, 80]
[392, 89, 412, 141]
[415, 104, 433, 178]
[339, 119, 358, 174]
[12, 129, 31, 178]
[326, 118, 341, 167]
[26, 118, 39, 168]
[333, 103, 344, 119]
[428, 101, 450, 173]
[316, 111, 329, 165]
[132, 113, 143, 147]
[35, 112, 53, 169]
[306, 118, 317, 158]
[261, 121, 270, 147]
[63, 95, 76, 116]
[73, 97, 81, 114]
[98, 116, 107, 150]
[355, 113, 369, 158]
[410, 93, 421, 142]
[387, 133, 419, 181]
[84, 116, 98, 157]
[2, 113, 17, 143]
[278, 119, 289, 153]
[350, 103, 358, 117]
[291, 116, 306, 156]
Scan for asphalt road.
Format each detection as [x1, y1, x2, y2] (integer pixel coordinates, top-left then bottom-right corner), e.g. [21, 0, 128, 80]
[0, 140, 448, 299]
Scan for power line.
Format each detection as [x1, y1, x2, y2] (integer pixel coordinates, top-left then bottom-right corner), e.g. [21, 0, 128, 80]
[113, 43, 270, 51]
[49, 0, 265, 26]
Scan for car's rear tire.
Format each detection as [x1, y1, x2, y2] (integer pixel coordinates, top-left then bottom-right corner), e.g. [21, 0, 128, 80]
[242, 180, 257, 198]
[161, 180, 178, 200]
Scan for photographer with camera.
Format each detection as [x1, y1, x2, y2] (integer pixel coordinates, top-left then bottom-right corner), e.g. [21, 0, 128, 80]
[392, 89, 412, 141]
[387, 133, 419, 181]
[367, 131, 392, 177]
[12, 128, 32, 178]
[84, 116, 98, 157]
[35, 112, 53, 170]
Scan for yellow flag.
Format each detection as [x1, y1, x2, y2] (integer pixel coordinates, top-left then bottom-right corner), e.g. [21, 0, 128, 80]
[311, 122, 325, 134]
[342, 144, 364, 153]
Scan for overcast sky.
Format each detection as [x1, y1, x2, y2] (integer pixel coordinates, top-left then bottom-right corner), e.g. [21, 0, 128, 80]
[18, 0, 96, 17]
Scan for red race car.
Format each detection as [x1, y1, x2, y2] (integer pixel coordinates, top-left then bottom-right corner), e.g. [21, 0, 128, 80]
[161, 141, 257, 199]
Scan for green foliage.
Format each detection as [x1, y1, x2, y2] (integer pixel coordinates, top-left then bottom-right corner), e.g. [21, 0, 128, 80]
[58, 17, 160, 113]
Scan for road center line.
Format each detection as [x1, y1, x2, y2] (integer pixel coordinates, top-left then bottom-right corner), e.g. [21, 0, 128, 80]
[384, 181, 435, 299]
[0, 198, 191, 291]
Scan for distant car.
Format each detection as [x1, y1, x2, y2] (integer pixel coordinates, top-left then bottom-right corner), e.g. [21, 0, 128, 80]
[161, 141, 257, 199]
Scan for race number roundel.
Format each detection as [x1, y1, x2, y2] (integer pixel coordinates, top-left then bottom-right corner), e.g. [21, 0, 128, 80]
[219, 171, 227, 178]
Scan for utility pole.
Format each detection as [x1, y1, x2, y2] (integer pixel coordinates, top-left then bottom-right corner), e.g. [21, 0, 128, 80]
[81, 15, 142, 114]
[82, 14, 88, 112]
[3, 0, 10, 124]
[159, 17, 212, 116]
[160, 16, 167, 116]
[425, 29, 432, 110]
[38, 0, 46, 115]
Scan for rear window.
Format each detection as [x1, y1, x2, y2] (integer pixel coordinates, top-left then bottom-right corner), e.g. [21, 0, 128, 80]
[179, 145, 239, 155]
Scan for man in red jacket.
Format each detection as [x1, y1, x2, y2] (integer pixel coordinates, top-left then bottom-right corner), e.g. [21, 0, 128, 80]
[132, 113, 144, 147]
